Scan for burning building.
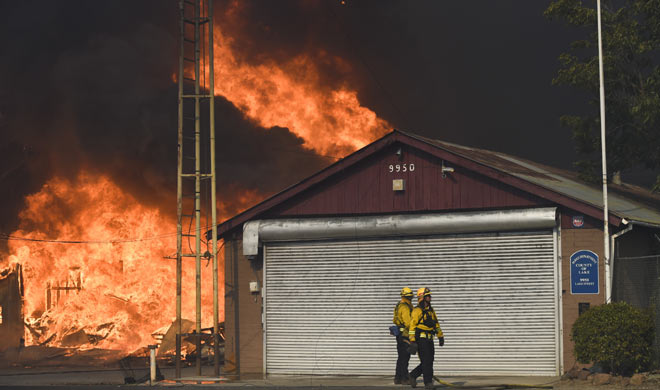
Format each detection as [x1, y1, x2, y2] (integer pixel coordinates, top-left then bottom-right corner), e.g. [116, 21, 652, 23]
[0, 1, 391, 364]
[0, 263, 23, 353]
[2, 174, 221, 356]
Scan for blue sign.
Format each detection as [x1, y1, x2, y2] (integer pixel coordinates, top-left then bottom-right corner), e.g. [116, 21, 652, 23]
[571, 250, 599, 294]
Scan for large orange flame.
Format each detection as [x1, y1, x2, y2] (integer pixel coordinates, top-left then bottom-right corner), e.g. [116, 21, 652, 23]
[6, 173, 224, 353]
[4, 4, 393, 356]
[210, 23, 391, 156]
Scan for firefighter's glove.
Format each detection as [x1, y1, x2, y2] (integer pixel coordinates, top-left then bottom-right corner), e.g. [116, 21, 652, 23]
[408, 342, 418, 355]
[438, 337, 444, 347]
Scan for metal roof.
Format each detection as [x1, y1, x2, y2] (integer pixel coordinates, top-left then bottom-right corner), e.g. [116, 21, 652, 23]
[404, 131, 660, 227]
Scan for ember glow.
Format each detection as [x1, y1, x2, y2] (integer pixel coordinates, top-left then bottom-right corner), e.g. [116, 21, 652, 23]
[6, 173, 222, 353]
[210, 25, 391, 156]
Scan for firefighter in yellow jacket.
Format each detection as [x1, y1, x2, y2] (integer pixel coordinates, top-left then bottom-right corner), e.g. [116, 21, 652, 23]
[408, 287, 444, 389]
[393, 287, 414, 384]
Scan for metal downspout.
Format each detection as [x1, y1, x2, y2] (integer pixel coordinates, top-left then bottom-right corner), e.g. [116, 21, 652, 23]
[608, 221, 633, 303]
[555, 217, 564, 375]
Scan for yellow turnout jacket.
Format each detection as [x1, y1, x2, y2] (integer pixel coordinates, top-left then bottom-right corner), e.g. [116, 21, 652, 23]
[409, 304, 443, 342]
[392, 298, 413, 338]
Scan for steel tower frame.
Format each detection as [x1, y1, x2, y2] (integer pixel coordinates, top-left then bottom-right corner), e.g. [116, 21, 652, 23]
[176, 0, 219, 379]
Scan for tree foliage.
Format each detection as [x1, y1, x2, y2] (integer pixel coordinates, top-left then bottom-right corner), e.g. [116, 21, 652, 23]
[571, 302, 654, 375]
[545, 0, 660, 191]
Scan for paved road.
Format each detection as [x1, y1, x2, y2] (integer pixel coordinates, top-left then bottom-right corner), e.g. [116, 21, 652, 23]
[0, 365, 560, 389]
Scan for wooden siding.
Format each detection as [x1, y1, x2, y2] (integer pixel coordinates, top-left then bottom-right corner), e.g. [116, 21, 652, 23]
[266, 143, 549, 217]
[217, 130, 623, 238]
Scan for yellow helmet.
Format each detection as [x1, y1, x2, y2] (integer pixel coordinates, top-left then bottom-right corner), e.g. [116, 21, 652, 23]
[416, 287, 431, 302]
[400, 287, 413, 298]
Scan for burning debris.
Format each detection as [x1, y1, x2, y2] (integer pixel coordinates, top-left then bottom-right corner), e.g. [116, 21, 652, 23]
[24, 315, 117, 349]
[3, 173, 223, 359]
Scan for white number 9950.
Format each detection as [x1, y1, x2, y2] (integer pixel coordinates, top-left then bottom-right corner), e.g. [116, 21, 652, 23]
[389, 163, 414, 173]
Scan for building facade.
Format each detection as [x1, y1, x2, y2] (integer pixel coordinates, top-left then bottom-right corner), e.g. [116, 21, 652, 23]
[217, 130, 660, 376]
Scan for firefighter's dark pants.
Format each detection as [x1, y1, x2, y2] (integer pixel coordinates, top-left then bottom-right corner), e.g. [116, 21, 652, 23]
[395, 335, 410, 380]
[410, 338, 434, 385]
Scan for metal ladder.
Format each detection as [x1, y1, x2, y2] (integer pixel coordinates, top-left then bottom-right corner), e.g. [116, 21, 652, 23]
[176, 0, 220, 379]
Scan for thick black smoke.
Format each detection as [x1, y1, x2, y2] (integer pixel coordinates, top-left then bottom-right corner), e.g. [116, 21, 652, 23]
[212, 0, 587, 163]
[2, 1, 616, 254]
[0, 1, 331, 253]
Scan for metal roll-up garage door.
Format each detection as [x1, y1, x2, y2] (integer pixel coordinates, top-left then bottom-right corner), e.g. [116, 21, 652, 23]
[264, 232, 559, 376]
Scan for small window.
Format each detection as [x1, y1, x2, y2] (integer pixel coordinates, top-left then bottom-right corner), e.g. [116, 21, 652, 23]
[0, 305, 3, 324]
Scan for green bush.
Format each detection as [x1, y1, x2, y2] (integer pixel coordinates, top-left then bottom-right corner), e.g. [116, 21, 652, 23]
[571, 302, 654, 376]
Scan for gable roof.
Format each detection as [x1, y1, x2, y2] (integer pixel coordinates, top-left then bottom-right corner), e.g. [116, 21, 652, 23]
[216, 130, 660, 237]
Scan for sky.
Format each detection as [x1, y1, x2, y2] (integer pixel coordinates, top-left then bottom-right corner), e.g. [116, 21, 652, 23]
[0, 0, 595, 245]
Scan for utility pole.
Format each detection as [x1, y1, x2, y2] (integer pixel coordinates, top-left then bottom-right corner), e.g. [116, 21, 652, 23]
[596, 0, 612, 303]
[177, 0, 218, 379]
[208, 0, 220, 377]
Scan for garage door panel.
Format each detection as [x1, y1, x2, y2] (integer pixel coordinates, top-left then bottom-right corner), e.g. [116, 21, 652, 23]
[264, 232, 558, 375]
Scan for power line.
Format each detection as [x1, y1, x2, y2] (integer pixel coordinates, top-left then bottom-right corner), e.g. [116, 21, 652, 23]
[0, 229, 215, 245]
[0, 232, 176, 244]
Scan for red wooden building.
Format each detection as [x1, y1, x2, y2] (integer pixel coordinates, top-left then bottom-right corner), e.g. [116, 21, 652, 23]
[217, 130, 660, 377]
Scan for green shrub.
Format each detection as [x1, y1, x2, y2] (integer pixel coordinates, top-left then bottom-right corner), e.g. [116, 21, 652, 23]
[571, 302, 654, 376]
